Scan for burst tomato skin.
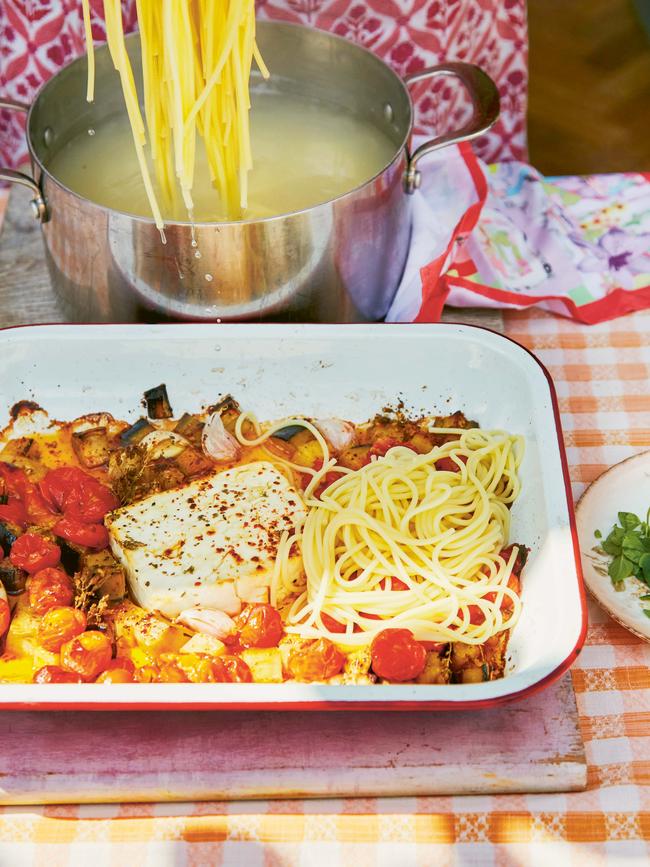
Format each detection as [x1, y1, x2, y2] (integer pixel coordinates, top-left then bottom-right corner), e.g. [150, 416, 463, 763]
[288, 638, 345, 682]
[40, 467, 118, 522]
[0, 598, 10, 636]
[29, 568, 75, 615]
[33, 665, 84, 684]
[60, 631, 113, 681]
[370, 628, 427, 682]
[53, 517, 109, 550]
[0, 500, 27, 528]
[320, 612, 347, 633]
[10, 533, 61, 574]
[435, 454, 468, 472]
[234, 604, 284, 649]
[221, 655, 253, 682]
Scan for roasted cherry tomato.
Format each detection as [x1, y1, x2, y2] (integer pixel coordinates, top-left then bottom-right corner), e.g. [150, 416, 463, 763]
[313, 470, 345, 499]
[0, 465, 56, 526]
[0, 597, 10, 637]
[320, 612, 347, 634]
[23, 487, 58, 525]
[38, 606, 87, 652]
[33, 665, 84, 684]
[10, 533, 61, 574]
[0, 464, 29, 499]
[420, 641, 447, 652]
[40, 467, 118, 522]
[234, 603, 284, 649]
[53, 517, 109, 550]
[500, 544, 528, 577]
[221, 655, 253, 683]
[382, 576, 409, 591]
[287, 638, 345, 682]
[29, 567, 74, 615]
[367, 438, 418, 460]
[370, 628, 427, 682]
[435, 454, 468, 472]
[96, 667, 134, 683]
[60, 630, 113, 681]
[105, 657, 135, 675]
[0, 499, 27, 528]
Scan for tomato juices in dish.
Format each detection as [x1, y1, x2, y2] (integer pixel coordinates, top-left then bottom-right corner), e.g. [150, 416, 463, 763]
[0, 387, 527, 687]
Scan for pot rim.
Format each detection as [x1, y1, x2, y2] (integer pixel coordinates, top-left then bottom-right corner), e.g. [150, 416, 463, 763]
[27, 20, 415, 229]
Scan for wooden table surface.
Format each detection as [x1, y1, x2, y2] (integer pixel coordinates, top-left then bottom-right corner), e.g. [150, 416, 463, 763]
[0, 185, 504, 331]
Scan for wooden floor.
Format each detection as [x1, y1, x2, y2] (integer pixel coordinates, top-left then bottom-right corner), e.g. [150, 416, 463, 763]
[528, 0, 650, 174]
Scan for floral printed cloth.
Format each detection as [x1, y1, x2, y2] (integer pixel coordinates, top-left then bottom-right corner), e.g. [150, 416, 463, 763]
[388, 143, 650, 325]
[0, 0, 528, 168]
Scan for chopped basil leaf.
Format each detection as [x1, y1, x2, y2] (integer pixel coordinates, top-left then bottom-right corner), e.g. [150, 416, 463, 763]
[594, 529, 602, 539]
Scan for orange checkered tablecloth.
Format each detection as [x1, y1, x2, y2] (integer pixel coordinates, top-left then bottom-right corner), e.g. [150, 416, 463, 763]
[0, 309, 646, 866]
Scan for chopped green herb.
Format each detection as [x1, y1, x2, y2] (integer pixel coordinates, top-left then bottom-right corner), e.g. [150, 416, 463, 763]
[640, 594, 650, 601]
[598, 507, 650, 614]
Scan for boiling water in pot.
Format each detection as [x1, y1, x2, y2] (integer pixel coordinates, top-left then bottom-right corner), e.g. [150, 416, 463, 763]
[48, 90, 397, 222]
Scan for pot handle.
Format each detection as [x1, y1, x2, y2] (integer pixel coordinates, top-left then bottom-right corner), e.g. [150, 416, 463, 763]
[402, 62, 500, 193]
[0, 98, 48, 222]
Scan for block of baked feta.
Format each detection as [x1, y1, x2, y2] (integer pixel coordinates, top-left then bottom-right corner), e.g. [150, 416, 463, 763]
[105, 461, 306, 618]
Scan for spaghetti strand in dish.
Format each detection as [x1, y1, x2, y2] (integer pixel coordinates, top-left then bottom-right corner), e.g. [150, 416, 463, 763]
[281, 429, 524, 647]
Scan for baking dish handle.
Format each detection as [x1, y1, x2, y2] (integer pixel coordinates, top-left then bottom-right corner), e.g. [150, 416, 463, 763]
[402, 62, 500, 193]
[0, 98, 48, 222]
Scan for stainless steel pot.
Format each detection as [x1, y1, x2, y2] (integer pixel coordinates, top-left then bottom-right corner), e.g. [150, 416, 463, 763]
[1, 22, 499, 323]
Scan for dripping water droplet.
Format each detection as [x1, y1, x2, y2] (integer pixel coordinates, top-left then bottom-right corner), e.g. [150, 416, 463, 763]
[205, 274, 213, 282]
[88, 128, 95, 136]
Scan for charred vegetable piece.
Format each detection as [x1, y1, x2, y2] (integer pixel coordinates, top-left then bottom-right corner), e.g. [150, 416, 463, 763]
[273, 424, 306, 442]
[415, 646, 451, 684]
[120, 417, 155, 445]
[339, 445, 371, 471]
[57, 539, 82, 576]
[0, 520, 20, 557]
[450, 642, 490, 683]
[71, 426, 111, 469]
[432, 411, 478, 430]
[0, 558, 27, 595]
[206, 394, 240, 416]
[80, 549, 126, 601]
[174, 446, 214, 478]
[0, 437, 36, 461]
[173, 413, 204, 447]
[144, 384, 173, 420]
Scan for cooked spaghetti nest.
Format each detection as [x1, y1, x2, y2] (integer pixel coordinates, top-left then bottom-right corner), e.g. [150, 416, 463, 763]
[234, 415, 525, 647]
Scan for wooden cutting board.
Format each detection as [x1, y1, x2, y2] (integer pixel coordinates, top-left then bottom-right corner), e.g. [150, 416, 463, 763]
[0, 674, 585, 804]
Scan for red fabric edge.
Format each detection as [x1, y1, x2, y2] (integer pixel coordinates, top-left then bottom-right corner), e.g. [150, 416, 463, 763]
[414, 142, 488, 323]
[443, 276, 650, 326]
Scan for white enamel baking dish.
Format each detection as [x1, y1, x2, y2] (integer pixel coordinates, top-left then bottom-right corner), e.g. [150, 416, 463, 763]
[0, 323, 586, 710]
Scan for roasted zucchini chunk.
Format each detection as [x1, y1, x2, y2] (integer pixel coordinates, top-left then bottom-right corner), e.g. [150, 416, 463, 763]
[339, 444, 371, 470]
[415, 645, 451, 684]
[144, 384, 173, 420]
[174, 446, 214, 478]
[0, 520, 20, 557]
[120, 417, 155, 446]
[0, 558, 26, 596]
[173, 413, 204, 448]
[79, 549, 127, 602]
[450, 642, 490, 684]
[72, 426, 111, 468]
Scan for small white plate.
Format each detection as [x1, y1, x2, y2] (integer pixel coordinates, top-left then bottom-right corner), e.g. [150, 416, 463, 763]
[577, 451, 650, 641]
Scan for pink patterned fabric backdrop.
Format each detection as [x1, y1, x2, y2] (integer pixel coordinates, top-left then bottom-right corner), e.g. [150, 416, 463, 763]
[0, 0, 527, 169]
